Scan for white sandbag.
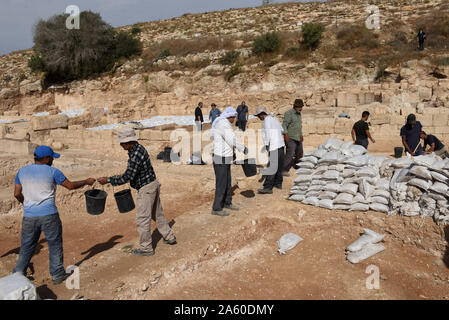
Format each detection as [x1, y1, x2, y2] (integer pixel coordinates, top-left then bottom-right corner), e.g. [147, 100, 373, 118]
[305, 191, 321, 198]
[429, 182, 449, 195]
[297, 162, 315, 169]
[356, 167, 378, 178]
[426, 191, 447, 201]
[333, 204, 351, 210]
[289, 194, 306, 202]
[318, 199, 334, 210]
[323, 183, 341, 193]
[296, 168, 313, 175]
[368, 155, 388, 168]
[340, 141, 354, 153]
[346, 243, 385, 264]
[406, 185, 423, 200]
[310, 179, 326, 186]
[335, 164, 346, 172]
[294, 175, 313, 184]
[333, 193, 354, 205]
[347, 144, 367, 156]
[318, 151, 343, 165]
[0, 273, 38, 300]
[323, 138, 344, 151]
[313, 167, 328, 175]
[368, 196, 389, 205]
[369, 203, 390, 213]
[308, 184, 323, 192]
[340, 183, 359, 196]
[301, 156, 318, 165]
[302, 197, 320, 206]
[342, 169, 356, 178]
[396, 167, 413, 183]
[344, 155, 368, 167]
[399, 201, 421, 216]
[408, 178, 432, 191]
[392, 158, 413, 168]
[319, 191, 338, 200]
[419, 196, 437, 217]
[359, 179, 375, 198]
[346, 229, 385, 252]
[371, 189, 390, 199]
[278, 233, 304, 254]
[430, 171, 449, 183]
[323, 170, 340, 180]
[375, 178, 390, 191]
[409, 165, 432, 180]
[350, 203, 370, 211]
[413, 155, 438, 168]
[305, 148, 327, 159]
[353, 193, 369, 204]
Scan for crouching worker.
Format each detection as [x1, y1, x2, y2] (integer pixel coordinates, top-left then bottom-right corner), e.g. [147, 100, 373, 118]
[97, 128, 176, 256]
[254, 106, 285, 194]
[211, 107, 248, 216]
[13, 146, 96, 284]
[420, 131, 449, 159]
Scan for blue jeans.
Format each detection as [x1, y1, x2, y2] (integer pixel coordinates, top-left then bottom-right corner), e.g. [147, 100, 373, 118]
[13, 213, 65, 280]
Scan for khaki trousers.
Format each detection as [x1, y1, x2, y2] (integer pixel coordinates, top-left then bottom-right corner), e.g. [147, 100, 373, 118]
[435, 146, 449, 159]
[136, 180, 175, 252]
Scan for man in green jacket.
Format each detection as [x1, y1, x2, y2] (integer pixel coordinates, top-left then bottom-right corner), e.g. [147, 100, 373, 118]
[282, 99, 304, 176]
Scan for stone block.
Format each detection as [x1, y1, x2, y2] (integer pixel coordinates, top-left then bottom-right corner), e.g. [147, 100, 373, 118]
[0, 139, 38, 155]
[432, 114, 449, 127]
[32, 114, 69, 131]
[370, 115, 391, 125]
[419, 87, 432, 101]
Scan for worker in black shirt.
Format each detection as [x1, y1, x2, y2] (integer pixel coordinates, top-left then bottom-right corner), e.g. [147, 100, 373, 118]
[351, 111, 375, 149]
[420, 131, 449, 158]
[417, 29, 426, 51]
[195, 102, 204, 131]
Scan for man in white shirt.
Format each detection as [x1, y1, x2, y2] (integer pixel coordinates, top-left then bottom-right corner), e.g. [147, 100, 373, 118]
[254, 106, 285, 194]
[211, 107, 248, 216]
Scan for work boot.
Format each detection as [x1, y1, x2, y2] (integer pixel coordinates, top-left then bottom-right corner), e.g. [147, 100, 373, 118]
[211, 210, 229, 216]
[224, 204, 239, 211]
[163, 236, 177, 245]
[274, 185, 282, 190]
[52, 271, 73, 285]
[132, 249, 155, 256]
[258, 188, 273, 194]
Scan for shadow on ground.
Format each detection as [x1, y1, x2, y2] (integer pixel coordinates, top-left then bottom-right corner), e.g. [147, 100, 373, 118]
[75, 235, 123, 267]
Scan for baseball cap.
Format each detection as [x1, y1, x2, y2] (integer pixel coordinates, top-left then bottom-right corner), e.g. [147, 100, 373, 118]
[294, 99, 304, 108]
[254, 106, 269, 116]
[407, 114, 416, 125]
[34, 146, 60, 159]
[117, 127, 138, 143]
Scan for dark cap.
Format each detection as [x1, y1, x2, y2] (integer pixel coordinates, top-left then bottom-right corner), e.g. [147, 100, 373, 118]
[407, 114, 416, 125]
[294, 99, 304, 108]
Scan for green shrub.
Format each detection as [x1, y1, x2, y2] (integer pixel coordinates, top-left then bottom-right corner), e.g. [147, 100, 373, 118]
[301, 23, 325, 50]
[28, 55, 46, 73]
[157, 49, 172, 61]
[284, 46, 309, 61]
[219, 50, 240, 65]
[131, 26, 142, 35]
[252, 32, 281, 55]
[114, 31, 142, 59]
[337, 25, 379, 50]
[375, 65, 387, 82]
[225, 63, 242, 81]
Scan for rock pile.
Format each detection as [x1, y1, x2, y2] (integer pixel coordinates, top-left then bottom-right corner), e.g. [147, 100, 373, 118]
[289, 138, 449, 225]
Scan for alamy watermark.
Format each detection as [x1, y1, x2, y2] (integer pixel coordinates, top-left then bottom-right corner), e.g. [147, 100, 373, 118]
[365, 5, 380, 30]
[65, 265, 80, 290]
[66, 5, 80, 30]
[365, 265, 380, 290]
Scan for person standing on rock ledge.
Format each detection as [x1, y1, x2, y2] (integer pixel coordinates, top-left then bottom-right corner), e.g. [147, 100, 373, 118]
[236, 101, 249, 131]
[351, 111, 375, 149]
[211, 107, 248, 216]
[97, 128, 176, 256]
[13, 145, 96, 285]
[282, 99, 304, 176]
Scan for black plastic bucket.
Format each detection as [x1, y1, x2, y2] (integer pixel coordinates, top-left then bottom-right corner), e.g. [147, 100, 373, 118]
[114, 189, 135, 213]
[394, 147, 403, 158]
[85, 189, 107, 215]
[241, 158, 257, 177]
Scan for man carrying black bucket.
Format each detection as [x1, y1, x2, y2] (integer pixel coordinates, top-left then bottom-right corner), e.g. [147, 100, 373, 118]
[211, 107, 248, 216]
[98, 127, 176, 256]
[13, 146, 96, 284]
[254, 106, 285, 194]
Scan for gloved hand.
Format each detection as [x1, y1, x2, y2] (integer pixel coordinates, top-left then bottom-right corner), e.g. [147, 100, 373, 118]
[243, 147, 249, 155]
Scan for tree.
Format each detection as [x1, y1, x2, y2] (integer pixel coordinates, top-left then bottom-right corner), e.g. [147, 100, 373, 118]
[301, 23, 325, 50]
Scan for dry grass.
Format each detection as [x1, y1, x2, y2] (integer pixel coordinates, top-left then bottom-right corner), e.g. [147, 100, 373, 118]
[416, 10, 449, 49]
[336, 24, 380, 50]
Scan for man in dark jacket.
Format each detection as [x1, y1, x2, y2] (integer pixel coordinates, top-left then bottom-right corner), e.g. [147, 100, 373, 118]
[236, 101, 249, 131]
[417, 29, 426, 51]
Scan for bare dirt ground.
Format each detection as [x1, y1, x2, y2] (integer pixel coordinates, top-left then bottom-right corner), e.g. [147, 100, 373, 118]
[0, 145, 449, 300]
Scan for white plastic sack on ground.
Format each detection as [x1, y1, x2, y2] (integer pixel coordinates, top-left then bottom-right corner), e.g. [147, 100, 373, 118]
[429, 182, 449, 195]
[368, 155, 388, 168]
[301, 156, 318, 165]
[375, 178, 390, 191]
[277, 233, 304, 254]
[289, 194, 305, 202]
[323, 183, 341, 193]
[318, 199, 334, 210]
[340, 141, 354, 154]
[333, 193, 354, 205]
[342, 169, 356, 178]
[318, 151, 342, 165]
[296, 168, 313, 175]
[413, 155, 440, 168]
[310, 179, 326, 186]
[323, 138, 344, 151]
[313, 167, 328, 175]
[356, 167, 378, 178]
[371, 189, 390, 199]
[409, 166, 433, 180]
[334, 204, 351, 210]
[346, 228, 385, 252]
[396, 167, 413, 183]
[305, 148, 327, 159]
[347, 144, 367, 156]
[350, 203, 370, 211]
[323, 170, 340, 180]
[430, 171, 449, 183]
[306, 191, 321, 198]
[319, 191, 338, 200]
[368, 196, 389, 205]
[294, 175, 313, 184]
[354, 193, 369, 204]
[426, 191, 447, 201]
[0, 273, 38, 300]
[297, 162, 315, 169]
[302, 197, 319, 206]
[344, 155, 368, 167]
[308, 184, 323, 192]
[335, 164, 346, 172]
[408, 178, 432, 191]
[346, 243, 385, 264]
[359, 179, 375, 199]
[340, 183, 359, 196]
[400, 201, 421, 216]
[392, 158, 413, 168]
[370, 203, 390, 213]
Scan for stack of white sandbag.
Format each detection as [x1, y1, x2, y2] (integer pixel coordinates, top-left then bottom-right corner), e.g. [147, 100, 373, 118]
[346, 228, 385, 264]
[289, 138, 391, 213]
[388, 154, 449, 225]
[289, 138, 449, 225]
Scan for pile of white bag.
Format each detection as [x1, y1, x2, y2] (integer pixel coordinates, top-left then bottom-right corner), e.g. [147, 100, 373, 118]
[288, 138, 449, 225]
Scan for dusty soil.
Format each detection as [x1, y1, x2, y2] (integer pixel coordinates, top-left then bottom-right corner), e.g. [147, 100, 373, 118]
[0, 145, 449, 300]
